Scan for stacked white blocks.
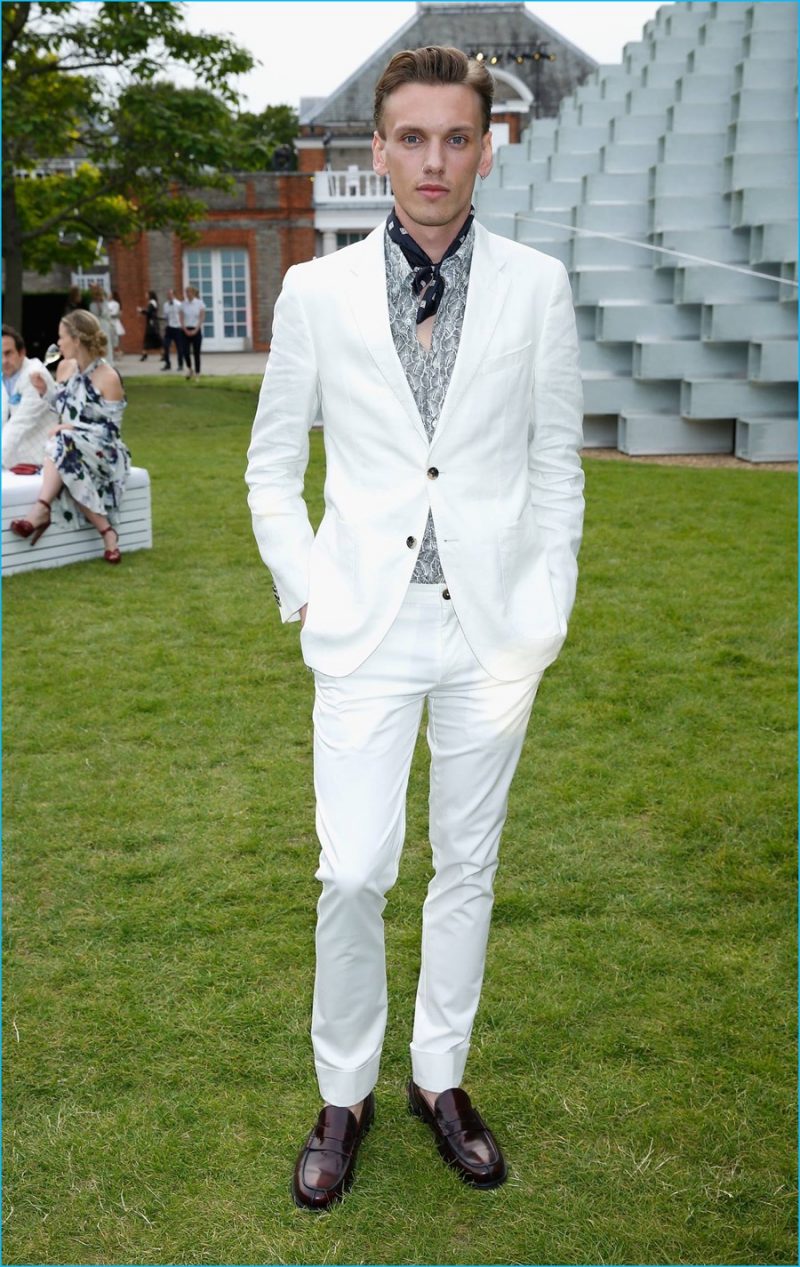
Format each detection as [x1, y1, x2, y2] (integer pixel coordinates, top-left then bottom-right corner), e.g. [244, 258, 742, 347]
[476, 1, 798, 459]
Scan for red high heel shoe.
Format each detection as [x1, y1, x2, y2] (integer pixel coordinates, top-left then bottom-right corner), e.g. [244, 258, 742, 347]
[99, 524, 121, 564]
[10, 498, 51, 545]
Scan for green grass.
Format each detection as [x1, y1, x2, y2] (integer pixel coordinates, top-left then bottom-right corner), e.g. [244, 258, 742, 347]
[3, 379, 797, 1266]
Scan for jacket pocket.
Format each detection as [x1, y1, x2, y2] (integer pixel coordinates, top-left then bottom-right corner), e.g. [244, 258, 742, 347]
[306, 514, 356, 610]
[479, 343, 533, 376]
[499, 515, 566, 637]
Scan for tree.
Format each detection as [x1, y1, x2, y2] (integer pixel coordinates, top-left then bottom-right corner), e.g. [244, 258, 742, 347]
[227, 104, 299, 172]
[3, 2, 258, 328]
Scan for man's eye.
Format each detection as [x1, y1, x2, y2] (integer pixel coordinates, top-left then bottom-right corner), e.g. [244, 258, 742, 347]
[449, 136, 467, 145]
[402, 134, 421, 144]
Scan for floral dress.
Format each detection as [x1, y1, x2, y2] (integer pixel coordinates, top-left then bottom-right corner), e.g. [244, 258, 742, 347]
[44, 358, 131, 531]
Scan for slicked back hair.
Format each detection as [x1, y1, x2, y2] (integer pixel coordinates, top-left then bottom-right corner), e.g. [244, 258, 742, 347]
[2, 324, 25, 353]
[374, 46, 494, 137]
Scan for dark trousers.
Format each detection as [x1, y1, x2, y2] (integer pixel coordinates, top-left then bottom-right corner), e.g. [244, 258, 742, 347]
[162, 325, 186, 369]
[185, 331, 202, 374]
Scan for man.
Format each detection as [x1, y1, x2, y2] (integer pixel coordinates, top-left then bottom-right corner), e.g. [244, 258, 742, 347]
[161, 288, 185, 371]
[246, 46, 584, 1210]
[1, 325, 56, 469]
[180, 286, 205, 379]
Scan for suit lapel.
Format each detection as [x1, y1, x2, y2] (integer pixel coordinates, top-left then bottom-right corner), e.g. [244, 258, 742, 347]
[345, 220, 510, 447]
[347, 226, 428, 444]
[435, 223, 510, 442]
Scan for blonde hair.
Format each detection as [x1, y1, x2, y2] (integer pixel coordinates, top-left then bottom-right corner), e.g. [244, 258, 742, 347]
[374, 46, 494, 136]
[61, 309, 108, 359]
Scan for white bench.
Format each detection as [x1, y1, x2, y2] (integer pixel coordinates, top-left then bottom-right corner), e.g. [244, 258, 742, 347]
[2, 467, 153, 576]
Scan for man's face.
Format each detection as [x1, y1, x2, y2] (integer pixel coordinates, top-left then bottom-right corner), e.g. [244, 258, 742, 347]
[372, 81, 492, 237]
[167, 289, 175, 301]
[2, 336, 24, 378]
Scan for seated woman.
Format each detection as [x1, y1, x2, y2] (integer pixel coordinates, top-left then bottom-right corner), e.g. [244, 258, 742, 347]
[10, 310, 131, 564]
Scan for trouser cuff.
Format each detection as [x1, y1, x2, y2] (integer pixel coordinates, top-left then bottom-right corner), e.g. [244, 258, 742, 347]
[315, 1052, 381, 1107]
[409, 1041, 470, 1094]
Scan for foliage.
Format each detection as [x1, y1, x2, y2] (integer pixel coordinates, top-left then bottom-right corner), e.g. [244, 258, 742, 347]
[3, 3, 297, 324]
[227, 103, 299, 172]
[3, 382, 797, 1265]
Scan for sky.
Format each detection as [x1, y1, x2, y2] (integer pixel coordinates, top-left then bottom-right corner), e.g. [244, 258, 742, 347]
[184, 1, 665, 113]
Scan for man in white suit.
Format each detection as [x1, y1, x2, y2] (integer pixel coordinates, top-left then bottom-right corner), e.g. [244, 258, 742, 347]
[246, 46, 584, 1210]
[1, 325, 56, 469]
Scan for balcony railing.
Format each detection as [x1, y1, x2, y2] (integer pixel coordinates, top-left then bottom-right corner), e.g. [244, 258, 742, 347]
[314, 169, 393, 205]
[15, 158, 82, 180]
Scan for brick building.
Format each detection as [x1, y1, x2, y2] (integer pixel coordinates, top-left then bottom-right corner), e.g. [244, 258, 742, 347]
[109, 172, 314, 355]
[22, 2, 594, 357]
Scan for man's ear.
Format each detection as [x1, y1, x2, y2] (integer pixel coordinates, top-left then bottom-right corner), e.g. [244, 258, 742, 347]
[372, 130, 387, 175]
[478, 131, 494, 181]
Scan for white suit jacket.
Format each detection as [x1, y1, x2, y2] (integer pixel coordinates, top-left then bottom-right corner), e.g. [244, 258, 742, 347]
[2, 357, 56, 468]
[246, 221, 584, 681]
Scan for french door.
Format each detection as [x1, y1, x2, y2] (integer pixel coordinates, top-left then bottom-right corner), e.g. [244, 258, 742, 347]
[183, 247, 251, 351]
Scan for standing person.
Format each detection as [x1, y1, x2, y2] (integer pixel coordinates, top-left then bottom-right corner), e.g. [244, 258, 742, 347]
[137, 290, 161, 361]
[10, 310, 131, 563]
[89, 284, 114, 364]
[180, 286, 205, 379]
[161, 288, 185, 371]
[245, 46, 584, 1211]
[63, 285, 84, 315]
[108, 289, 125, 358]
[1, 324, 57, 468]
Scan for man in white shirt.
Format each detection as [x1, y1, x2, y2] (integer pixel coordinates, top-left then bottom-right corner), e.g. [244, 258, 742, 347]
[162, 289, 185, 371]
[180, 287, 206, 379]
[1, 325, 56, 469]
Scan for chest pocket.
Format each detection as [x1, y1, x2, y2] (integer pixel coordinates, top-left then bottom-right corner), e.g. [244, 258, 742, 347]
[479, 343, 534, 377]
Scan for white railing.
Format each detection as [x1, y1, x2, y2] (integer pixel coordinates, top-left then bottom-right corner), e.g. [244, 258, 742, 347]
[15, 158, 82, 180]
[314, 169, 393, 204]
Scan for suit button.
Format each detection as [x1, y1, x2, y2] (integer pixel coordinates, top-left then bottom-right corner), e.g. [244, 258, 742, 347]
[442, 588, 451, 600]
[406, 536, 417, 548]
[427, 467, 439, 479]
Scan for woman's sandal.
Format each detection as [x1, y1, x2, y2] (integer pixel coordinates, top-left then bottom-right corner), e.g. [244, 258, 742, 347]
[99, 524, 121, 564]
[10, 498, 52, 545]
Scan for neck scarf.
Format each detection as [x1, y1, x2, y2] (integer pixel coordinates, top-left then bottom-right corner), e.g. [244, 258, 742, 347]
[386, 207, 474, 324]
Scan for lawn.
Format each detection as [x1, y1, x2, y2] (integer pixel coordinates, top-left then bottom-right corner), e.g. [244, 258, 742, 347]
[3, 378, 797, 1266]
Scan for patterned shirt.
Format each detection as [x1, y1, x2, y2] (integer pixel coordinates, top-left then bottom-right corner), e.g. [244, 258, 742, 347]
[384, 224, 474, 583]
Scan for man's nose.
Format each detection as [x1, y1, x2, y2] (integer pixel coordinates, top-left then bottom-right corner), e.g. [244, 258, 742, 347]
[423, 141, 446, 172]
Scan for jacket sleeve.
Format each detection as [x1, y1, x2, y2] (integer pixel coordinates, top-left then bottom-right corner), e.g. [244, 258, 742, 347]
[529, 261, 585, 624]
[245, 266, 320, 623]
[1, 361, 57, 468]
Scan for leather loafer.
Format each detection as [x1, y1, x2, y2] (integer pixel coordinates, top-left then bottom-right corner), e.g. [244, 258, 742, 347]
[292, 1092, 375, 1211]
[407, 1079, 507, 1189]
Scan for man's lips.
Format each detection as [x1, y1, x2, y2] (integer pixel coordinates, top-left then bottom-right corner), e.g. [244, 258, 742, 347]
[417, 184, 449, 195]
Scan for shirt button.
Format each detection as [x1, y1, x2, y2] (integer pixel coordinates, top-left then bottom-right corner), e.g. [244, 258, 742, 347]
[406, 536, 417, 548]
[427, 467, 439, 479]
[442, 588, 451, 600]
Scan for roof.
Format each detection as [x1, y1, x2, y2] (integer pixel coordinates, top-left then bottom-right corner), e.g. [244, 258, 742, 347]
[303, 2, 597, 127]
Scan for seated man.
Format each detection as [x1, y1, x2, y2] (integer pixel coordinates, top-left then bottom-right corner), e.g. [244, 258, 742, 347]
[2, 324, 56, 469]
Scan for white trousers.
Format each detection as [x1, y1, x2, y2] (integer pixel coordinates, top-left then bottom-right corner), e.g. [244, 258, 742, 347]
[310, 584, 542, 1106]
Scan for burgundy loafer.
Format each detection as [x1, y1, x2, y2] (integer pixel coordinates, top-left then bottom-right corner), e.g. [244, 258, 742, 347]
[291, 1092, 375, 1211]
[407, 1080, 507, 1189]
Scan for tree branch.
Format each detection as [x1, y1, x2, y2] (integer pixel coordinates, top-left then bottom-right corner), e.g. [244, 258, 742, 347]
[2, 2, 31, 63]
[12, 53, 161, 79]
[18, 184, 118, 244]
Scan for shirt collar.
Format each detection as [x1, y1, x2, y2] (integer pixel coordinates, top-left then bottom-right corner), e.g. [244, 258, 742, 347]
[3, 364, 24, 396]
